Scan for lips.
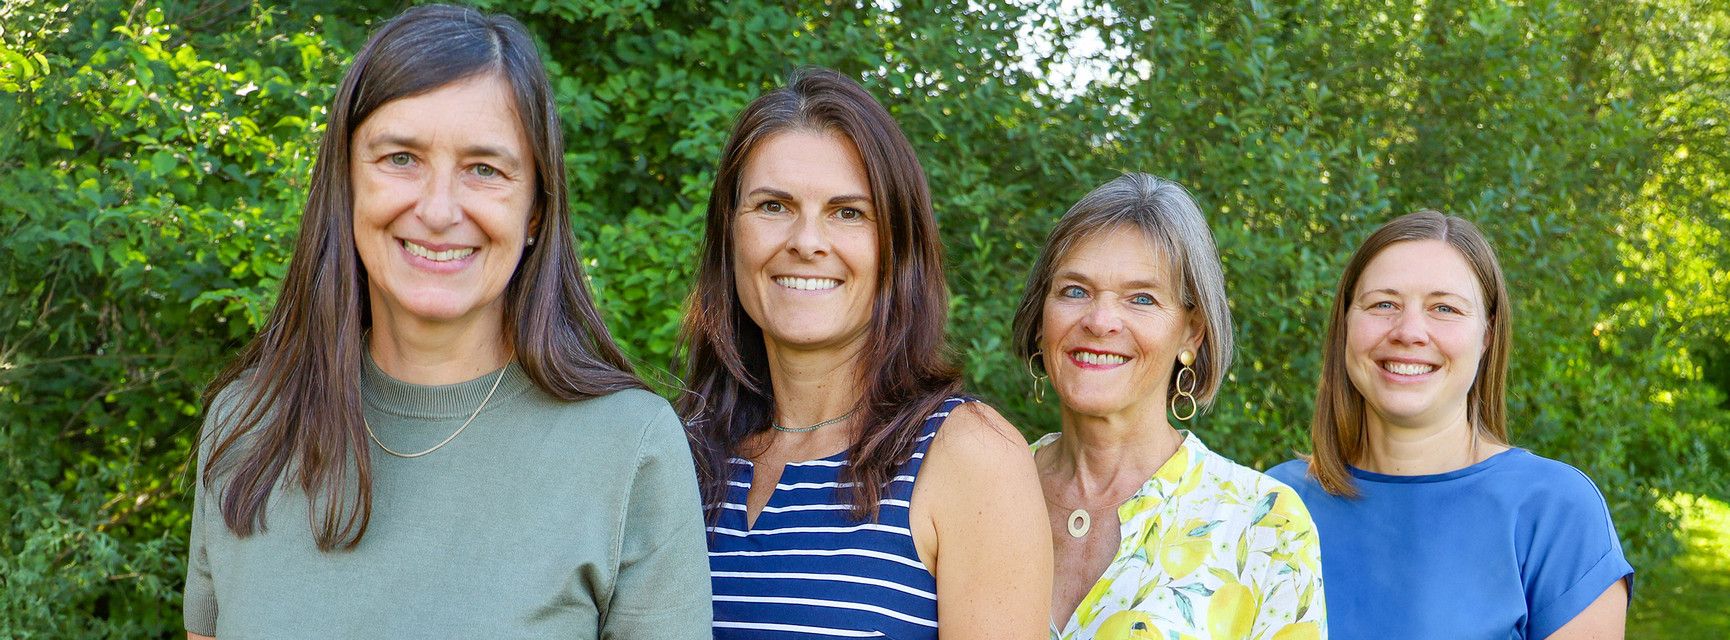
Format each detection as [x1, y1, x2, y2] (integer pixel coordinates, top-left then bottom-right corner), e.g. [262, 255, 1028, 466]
[1068, 348, 1131, 368]
[773, 276, 842, 291]
[401, 239, 476, 262]
[1378, 359, 1437, 377]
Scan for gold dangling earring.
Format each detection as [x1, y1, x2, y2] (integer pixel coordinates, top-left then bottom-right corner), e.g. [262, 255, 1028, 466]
[1027, 351, 1048, 404]
[1170, 349, 1197, 422]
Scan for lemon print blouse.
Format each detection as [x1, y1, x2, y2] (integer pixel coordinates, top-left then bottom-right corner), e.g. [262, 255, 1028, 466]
[1033, 431, 1327, 640]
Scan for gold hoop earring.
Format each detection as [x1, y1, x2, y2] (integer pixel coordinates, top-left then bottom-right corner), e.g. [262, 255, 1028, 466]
[1170, 349, 1197, 422]
[1027, 351, 1048, 404]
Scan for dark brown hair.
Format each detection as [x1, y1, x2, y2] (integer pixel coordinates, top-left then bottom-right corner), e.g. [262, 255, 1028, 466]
[1306, 210, 1512, 497]
[201, 4, 642, 551]
[1010, 173, 1234, 411]
[676, 67, 960, 521]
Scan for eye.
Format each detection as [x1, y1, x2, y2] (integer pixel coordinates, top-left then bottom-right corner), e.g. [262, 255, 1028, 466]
[472, 164, 500, 178]
[387, 152, 414, 167]
[1369, 300, 1396, 311]
[762, 201, 787, 214]
[1058, 285, 1087, 299]
[1434, 303, 1459, 315]
[836, 207, 865, 221]
[1128, 293, 1156, 306]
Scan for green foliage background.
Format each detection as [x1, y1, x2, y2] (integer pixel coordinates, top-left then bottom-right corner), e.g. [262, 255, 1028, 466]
[2, 0, 1725, 634]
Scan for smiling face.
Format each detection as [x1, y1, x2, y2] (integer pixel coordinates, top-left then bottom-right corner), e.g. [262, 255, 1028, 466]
[1345, 239, 1490, 432]
[731, 129, 880, 358]
[1039, 227, 1201, 422]
[350, 73, 536, 333]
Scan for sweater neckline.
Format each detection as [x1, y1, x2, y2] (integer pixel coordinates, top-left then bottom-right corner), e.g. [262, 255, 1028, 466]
[361, 349, 534, 420]
[1347, 447, 1528, 484]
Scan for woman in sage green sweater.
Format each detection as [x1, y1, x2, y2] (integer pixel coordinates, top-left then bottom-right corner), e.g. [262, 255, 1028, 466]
[182, 5, 710, 637]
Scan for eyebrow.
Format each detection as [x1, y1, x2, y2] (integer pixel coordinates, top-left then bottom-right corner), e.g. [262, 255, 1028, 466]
[1054, 271, 1164, 290]
[364, 133, 523, 168]
[742, 186, 873, 207]
[1357, 288, 1474, 302]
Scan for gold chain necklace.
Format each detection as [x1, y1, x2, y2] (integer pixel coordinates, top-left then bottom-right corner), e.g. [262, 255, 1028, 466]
[365, 362, 511, 459]
[1046, 483, 1145, 538]
[772, 407, 858, 433]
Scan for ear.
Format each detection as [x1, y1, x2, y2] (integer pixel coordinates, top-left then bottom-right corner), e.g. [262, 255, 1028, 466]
[1181, 310, 1206, 359]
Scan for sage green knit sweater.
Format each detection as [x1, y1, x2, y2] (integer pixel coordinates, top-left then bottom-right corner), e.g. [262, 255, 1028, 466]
[184, 356, 711, 638]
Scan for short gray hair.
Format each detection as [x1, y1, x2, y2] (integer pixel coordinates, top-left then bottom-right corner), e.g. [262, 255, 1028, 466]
[1011, 173, 1235, 410]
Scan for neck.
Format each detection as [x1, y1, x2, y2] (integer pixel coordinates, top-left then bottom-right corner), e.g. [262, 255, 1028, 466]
[369, 301, 510, 386]
[762, 338, 868, 427]
[1358, 404, 1486, 475]
[1045, 403, 1184, 504]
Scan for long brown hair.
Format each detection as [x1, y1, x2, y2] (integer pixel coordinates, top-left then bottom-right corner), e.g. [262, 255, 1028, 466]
[677, 67, 960, 521]
[201, 4, 642, 551]
[1307, 210, 1512, 497]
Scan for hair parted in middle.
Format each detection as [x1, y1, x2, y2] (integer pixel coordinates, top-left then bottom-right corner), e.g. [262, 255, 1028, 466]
[1011, 173, 1235, 412]
[677, 67, 959, 522]
[200, 4, 642, 551]
[1305, 209, 1512, 497]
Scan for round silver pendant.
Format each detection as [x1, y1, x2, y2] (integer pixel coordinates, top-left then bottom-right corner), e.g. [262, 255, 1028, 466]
[1067, 508, 1090, 538]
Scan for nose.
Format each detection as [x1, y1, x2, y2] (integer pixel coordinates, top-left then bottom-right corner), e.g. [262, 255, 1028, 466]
[785, 210, 830, 260]
[1388, 308, 1430, 346]
[416, 168, 463, 232]
[1081, 297, 1124, 337]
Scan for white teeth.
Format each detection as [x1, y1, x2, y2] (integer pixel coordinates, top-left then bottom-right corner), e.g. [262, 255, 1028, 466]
[1072, 351, 1128, 366]
[1383, 361, 1436, 376]
[403, 240, 475, 262]
[774, 276, 841, 291]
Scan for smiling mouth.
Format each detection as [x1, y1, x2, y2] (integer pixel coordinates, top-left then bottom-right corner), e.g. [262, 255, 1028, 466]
[774, 276, 841, 291]
[1380, 361, 1437, 376]
[1069, 350, 1130, 366]
[402, 240, 475, 262]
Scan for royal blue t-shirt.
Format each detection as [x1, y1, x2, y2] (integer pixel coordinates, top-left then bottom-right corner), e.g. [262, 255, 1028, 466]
[1267, 449, 1632, 640]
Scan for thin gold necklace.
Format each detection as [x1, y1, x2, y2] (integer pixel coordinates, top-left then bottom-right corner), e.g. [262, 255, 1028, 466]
[365, 361, 511, 459]
[772, 407, 858, 433]
[1046, 479, 1147, 539]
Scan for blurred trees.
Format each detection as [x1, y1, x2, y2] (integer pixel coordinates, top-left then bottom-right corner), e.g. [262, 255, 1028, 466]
[2, 0, 1724, 634]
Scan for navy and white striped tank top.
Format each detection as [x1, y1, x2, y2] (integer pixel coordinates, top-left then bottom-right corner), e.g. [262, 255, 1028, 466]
[708, 396, 969, 639]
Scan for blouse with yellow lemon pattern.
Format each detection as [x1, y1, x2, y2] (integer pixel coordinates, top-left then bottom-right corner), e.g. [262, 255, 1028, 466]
[1033, 431, 1326, 640]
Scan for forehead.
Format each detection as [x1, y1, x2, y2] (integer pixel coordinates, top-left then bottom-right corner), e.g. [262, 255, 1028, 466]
[738, 130, 869, 194]
[1356, 239, 1484, 301]
[354, 73, 528, 149]
[1053, 226, 1177, 287]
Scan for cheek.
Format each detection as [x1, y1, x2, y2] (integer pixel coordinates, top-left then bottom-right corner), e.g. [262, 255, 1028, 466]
[843, 233, 881, 281]
[1037, 307, 1074, 354]
[1444, 324, 1489, 368]
[1342, 317, 1373, 357]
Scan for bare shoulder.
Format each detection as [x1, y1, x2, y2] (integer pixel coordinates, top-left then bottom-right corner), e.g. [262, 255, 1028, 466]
[921, 400, 1038, 487]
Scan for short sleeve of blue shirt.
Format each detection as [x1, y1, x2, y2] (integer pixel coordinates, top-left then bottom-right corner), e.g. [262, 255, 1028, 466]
[1267, 449, 1633, 640]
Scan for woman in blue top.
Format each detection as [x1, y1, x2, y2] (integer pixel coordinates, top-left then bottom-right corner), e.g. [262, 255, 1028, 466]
[1267, 210, 1632, 640]
[677, 68, 1052, 639]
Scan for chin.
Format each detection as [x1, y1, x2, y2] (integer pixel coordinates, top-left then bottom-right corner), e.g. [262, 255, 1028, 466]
[1054, 393, 1128, 419]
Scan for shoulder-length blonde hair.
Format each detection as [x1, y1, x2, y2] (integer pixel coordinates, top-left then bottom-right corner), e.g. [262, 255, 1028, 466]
[1307, 210, 1512, 497]
[1011, 173, 1234, 412]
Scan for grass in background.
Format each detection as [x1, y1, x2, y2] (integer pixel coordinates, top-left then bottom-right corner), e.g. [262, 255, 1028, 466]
[1629, 493, 1730, 638]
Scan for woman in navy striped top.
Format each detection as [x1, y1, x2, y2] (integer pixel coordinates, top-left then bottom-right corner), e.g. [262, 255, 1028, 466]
[676, 68, 1053, 639]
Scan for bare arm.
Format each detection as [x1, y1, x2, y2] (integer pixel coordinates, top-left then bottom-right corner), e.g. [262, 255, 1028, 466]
[1545, 580, 1628, 640]
[188, 634, 214, 640]
[914, 402, 1053, 640]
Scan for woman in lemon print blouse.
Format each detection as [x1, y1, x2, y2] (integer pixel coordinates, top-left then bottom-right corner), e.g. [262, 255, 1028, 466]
[1013, 174, 1327, 640]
